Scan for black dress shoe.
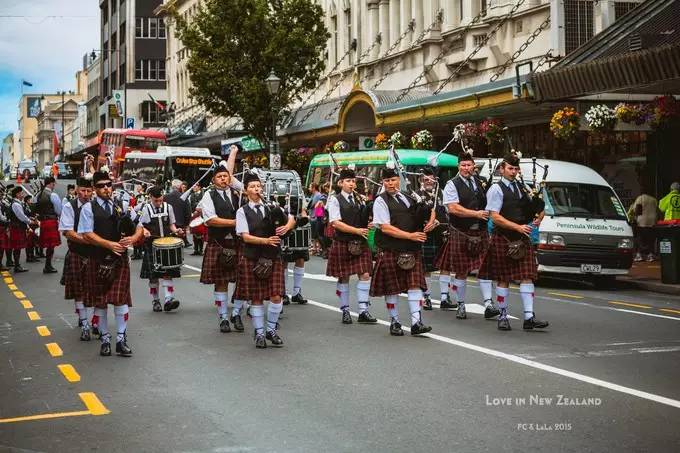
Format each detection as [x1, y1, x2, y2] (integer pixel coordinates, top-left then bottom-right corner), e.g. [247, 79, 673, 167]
[219, 318, 231, 333]
[230, 315, 244, 332]
[43, 265, 58, 274]
[116, 340, 133, 357]
[498, 317, 512, 331]
[523, 315, 549, 330]
[282, 295, 291, 305]
[92, 326, 100, 337]
[152, 300, 162, 312]
[80, 328, 91, 341]
[100, 341, 112, 356]
[341, 309, 353, 324]
[484, 302, 500, 319]
[422, 296, 433, 311]
[357, 311, 378, 323]
[440, 295, 458, 310]
[13, 265, 28, 273]
[456, 303, 467, 319]
[255, 333, 267, 349]
[265, 330, 284, 347]
[410, 321, 432, 336]
[291, 293, 307, 305]
[390, 320, 404, 336]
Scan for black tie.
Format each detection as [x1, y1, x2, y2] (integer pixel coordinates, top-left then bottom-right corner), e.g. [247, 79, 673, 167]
[348, 195, 355, 206]
[511, 182, 519, 198]
[465, 178, 474, 191]
[104, 201, 112, 216]
[253, 204, 264, 220]
[395, 194, 408, 208]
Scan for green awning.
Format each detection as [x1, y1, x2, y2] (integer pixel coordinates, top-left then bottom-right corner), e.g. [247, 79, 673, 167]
[220, 135, 264, 153]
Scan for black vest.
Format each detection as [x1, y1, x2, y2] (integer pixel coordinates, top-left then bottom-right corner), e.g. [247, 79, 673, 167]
[91, 198, 124, 259]
[208, 188, 239, 240]
[334, 193, 365, 242]
[67, 199, 91, 257]
[449, 175, 487, 230]
[8, 201, 27, 229]
[142, 203, 172, 239]
[36, 190, 57, 219]
[374, 192, 421, 252]
[496, 181, 532, 239]
[242, 204, 280, 260]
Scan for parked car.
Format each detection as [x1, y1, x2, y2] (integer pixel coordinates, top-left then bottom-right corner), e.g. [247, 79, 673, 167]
[56, 162, 74, 178]
[42, 164, 52, 176]
[17, 160, 38, 180]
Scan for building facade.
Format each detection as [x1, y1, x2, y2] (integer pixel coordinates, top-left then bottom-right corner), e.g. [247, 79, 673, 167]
[99, 0, 167, 130]
[1, 134, 14, 175]
[32, 95, 83, 169]
[85, 53, 102, 140]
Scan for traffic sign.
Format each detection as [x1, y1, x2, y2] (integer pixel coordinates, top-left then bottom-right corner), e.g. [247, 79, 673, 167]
[126, 118, 135, 129]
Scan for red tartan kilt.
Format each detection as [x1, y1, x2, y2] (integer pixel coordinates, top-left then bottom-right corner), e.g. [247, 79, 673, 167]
[85, 256, 132, 308]
[9, 226, 28, 250]
[370, 249, 427, 297]
[326, 240, 373, 278]
[478, 234, 537, 282]
[234, 255, 285, 301]
[38, 219, 61, 248]
[64, 251, 90, 303]
[434, 229, 489, 277]
[191, 223, 208, 240]
[0, 227, 9, 250]
[200, 239, 239, 285]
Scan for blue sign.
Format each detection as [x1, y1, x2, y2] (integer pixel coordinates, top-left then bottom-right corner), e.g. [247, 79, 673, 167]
[125, 118, 135, 129]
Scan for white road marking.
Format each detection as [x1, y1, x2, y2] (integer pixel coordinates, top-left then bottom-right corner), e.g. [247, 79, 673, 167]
[633, 346, 680, 354]
[183, 264, 202, 272]
[305, 298, 680, 410]
[57, 313, 74, 329]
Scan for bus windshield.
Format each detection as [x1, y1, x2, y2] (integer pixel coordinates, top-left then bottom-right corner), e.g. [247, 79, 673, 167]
[544, 183, 628, 220]
[124, 136, 165, 152]
[121, 157, 165, 185]
[167, 156, 219, 187]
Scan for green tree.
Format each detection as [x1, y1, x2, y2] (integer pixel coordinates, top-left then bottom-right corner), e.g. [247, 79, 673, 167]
[172, 0, 329, 146]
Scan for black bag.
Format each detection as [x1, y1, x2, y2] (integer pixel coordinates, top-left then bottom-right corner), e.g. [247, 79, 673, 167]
[347, 239, 364, 256]
[507, 240, 528, 261]
[466, 235, 483, 256]
[253, 257, 273, 279]
[97, 256, 118, 283]
[217, 247, 237, 270]
[396, 252, 416, 271]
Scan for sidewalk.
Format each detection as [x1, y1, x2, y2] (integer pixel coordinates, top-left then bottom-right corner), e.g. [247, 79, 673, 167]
[618, 260, 680, 295]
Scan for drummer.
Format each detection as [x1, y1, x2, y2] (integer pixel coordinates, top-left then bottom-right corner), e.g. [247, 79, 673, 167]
[138, 186, 184, 312]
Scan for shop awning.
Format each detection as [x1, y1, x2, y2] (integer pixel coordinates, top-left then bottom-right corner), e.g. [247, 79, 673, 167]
[220, 135, 264, 153]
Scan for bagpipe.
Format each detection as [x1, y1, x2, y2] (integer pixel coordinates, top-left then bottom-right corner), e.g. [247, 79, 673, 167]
[387, 144, 437, 229]
[326, 151, 375, 227]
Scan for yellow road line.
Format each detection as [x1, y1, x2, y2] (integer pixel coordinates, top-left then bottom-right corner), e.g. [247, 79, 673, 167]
[79, 392, 110, 415]
[58, 364, 81, 383]
[0, 409, 91, 424]
[7, 284, 18, 290]
[13, 291, 26, 299]
[548, 292, 584, 300]
[659, 308, 680, 315]
[46, 342, 63, 357]
[609, 301, 651, 310]
[1, 271, 9, 277]
[27, 311, 41, 321]
[36, 325, 51, 336]
[21, 300, 33, 309]
[3, 277, 13, 283]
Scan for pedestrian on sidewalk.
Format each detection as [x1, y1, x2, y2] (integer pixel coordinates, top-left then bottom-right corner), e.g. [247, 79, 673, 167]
[659, 182, 680, 221]
[628, 188, 659, 262]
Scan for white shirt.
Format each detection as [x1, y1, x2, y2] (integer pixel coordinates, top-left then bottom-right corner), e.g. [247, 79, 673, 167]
[77, 196, 129, 234]
[137, 202, 177, 228]
[59, 199, 86, 231]
[372, 192, 411, 227]
[11, 201, 31, 224]
[327, 191, 357, 223]
[443, 176, 478, 204]
[236, 201, 292, 235]
[486, 177, 523, 213]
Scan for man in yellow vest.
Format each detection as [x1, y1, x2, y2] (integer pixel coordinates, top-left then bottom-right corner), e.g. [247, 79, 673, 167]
[659, 182, 680, 221]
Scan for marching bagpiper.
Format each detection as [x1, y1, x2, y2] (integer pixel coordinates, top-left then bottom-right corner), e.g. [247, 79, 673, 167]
[235, 172, 296, 348]
[325, 168, 377, 325]
[59, 177, 94, 340]
[478, 153, 548, 331]
[0, 204, 10, 272]
[370, 166, 434, 337]
[35, 176, 63, 274]
[8, 186, 35, 273]
[138, 186, 184, 313]
[435, 150, 500, 320]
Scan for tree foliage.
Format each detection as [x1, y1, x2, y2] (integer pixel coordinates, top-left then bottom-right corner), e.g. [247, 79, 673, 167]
[172, 0, 329, 145]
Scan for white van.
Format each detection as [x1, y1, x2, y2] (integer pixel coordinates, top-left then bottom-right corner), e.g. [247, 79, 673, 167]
[476, 158, 634, 278]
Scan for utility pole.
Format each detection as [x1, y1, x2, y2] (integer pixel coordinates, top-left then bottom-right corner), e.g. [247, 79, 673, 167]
[61, 90, 65, 162]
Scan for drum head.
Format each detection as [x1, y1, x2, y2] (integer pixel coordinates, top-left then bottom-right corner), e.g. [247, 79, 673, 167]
[153, 237, 184, 247]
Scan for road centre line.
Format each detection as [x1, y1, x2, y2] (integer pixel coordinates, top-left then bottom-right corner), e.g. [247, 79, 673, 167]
[305, 298, 680, 410]
[660, 308, 680, 315]
[36, 326, 51, 336]
[7, 284, 18, 290]
[46, 343, 63, 357]
[27, 311, 41, 321]
[0, 392, 109, 424]
[58, 364, 81, 382]
[549, 292, 584, 299]
[13, 291, 26, 299]
[609, 301, 652, 309]
[21, 300, 33, 309]
[4, 277, 13, 283]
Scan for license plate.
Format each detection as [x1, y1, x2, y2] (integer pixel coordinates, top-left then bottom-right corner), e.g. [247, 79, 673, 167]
[581, 264, 602, 273]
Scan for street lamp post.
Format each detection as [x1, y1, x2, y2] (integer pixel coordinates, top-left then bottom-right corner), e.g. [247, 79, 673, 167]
[265, 71, 281, 170]
[60, 90, 65, 162]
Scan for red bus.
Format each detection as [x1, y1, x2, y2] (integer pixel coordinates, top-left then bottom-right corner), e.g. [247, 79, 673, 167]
[97, 128, 167, 179]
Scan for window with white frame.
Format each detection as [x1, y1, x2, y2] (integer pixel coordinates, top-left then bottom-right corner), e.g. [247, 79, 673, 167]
[141, 101, 165, 124]
[135, 17, 163, 38]
[135, 60, 166, 81]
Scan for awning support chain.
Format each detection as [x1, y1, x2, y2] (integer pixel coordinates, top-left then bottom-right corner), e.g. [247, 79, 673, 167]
[489, 15, 551, 83]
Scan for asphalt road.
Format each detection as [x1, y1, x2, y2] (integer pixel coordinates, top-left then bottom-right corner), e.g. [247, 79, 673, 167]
[1, 180, 679, 452]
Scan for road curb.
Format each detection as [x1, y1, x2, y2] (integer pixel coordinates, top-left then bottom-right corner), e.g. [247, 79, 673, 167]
[617, 277, 680, 296]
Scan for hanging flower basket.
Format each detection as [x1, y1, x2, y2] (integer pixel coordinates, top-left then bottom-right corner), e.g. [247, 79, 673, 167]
[375, 133, 389, 150]
[410, 129, 433, 150]
[389, 131, 405, 148]
[333, 140, 350, 153]
[478, 118, 505, 144]
[614, 103, 650, 125]
[550, 107, 581, 140]
[584, 104, 617, 133]
[461, 122, 480, 138]
[649, 95, 680, 129]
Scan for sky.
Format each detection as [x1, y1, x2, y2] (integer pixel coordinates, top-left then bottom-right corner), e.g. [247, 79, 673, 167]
[0, 0, 99, 139]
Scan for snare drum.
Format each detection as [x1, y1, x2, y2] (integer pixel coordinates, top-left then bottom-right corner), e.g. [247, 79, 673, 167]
[152, 237, 184, 270]
[282, 225, 311, 252]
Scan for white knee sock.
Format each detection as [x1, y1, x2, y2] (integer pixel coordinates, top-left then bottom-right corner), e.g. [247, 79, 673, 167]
[385, 294, 399, 322]
[520, 283, 535, 320]
[94, 307, 108, 342]
[250, 305, 265, 336]
[75, 301, 88, 327]
[214, 291, 228, 319]
[479, 279, 493, 306]
[407, 289, 423, 325]
[232, 299, 245, 316]
[439, 274, 451, 300]
[149, 280, 159, 301]
[356, 280, 371, 313]
[336, 282, 350, 310]
[114, 305, 129, 343]
[293, 266, 304, 296]
[267, 302, 283, 333]
[161, 279, 174, 301]
[496, 287, 509, 317]
[453, 278, 467, 304]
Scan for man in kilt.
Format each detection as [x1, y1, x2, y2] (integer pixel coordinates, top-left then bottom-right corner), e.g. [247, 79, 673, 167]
[138, 186, 184, 313]
[35, 176, 63, 274]
[59, 177, 94, 340]
[8, 186, 35, 273]
[0, 206, 10, 271]
[370, 166, 434, 337]
[479, 153, 548, 331]
[78, 171, 144, 357]
[325, 168, 377, 325]
[435, 151, 500, 320]
[199, 155, 248, 333]
[235, 172, 295, 348]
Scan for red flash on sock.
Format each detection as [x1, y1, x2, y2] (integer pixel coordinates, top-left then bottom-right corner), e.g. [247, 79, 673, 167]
[214, 301, 221, 307]
[419, 299, 424, 307]
[336, 290, 341, 297]
[168, 287, 174, 292]
[91, 315, 99, 326]
[124, 313, 129, 322]
[497, 296, 505, 303]
[386, 303, 395, 309]
[150, 288, 158, 294]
